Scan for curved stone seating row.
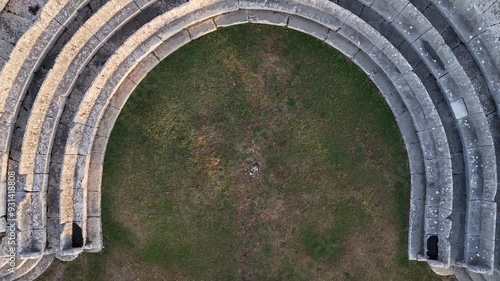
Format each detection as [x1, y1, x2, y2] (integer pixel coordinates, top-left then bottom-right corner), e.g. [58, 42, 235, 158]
[57, 0, 450, 266]
[84, 3, 424, 256]
[0, 0, 85, 264]
[54, 0, 241, 257]
[454, 266, 500, 281]
[8, 0, 192, 259]
[66, 0, 472, 270]
[434, 1, 500, 111]
[1, 256, 47, 281]
[2, 0, 398, 262]
[0, 259, 30, 280]
[0, 0, 460, 274]
[14, 254, 54, 281]
[336, 1, 498, 272]
[18, 0, 152, 257]
[0, 0, 499, 279]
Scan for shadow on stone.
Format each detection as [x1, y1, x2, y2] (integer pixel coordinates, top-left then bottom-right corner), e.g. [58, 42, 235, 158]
[427, 235, 438, 260]
[72, 223, 83, 248]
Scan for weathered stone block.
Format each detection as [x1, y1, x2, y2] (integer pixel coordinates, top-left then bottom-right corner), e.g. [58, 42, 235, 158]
[152, 2, 215, 40]
[188, 18, 217, 40]
[155, 29, 191, 60]
[369, 45, 403, 81]
[287, 16, 329, 41]
[471, 76, 496, 115]
[450, 98, 468, 119]
[17, 228, 46, 255]
[360, 4, 385, 27]
[32, 191, 46, 230]
[15, 191, 32, 231]
[133, 0, 154, 9]
[339, 14, 383, 53]
[379, 39, 413, 74]
[412, 28, 460, 78]
[109, 78, 137, 110]
[352, 51, 379, 76]
[442, 26, 461, 50]
[371, 0, 409, 22]
[0, 11, 32, 44]
[438, 68, 484, 116]
[247, 10, 289, 26]
[239, 0, 300, 13]
[379, 21, 405, 48]
[449, 210, 466, 245]
[47, 186, 60, 218]
[424, 157, 453, 209]
[407, 142, 425, 175]
[396, 110, 419, 144]
[85, 217, 102, 252]
[466, 201, 496, 237]
[94, 1, 139, 43]
[444, 125, 462, 155]
[431, 0, 460, 18]
[90, 136, 109, 166]
[411, 173, 426, 200]
[371, 72, 401, 110]
[130, 35, 162, 62]
[59, 188, 74, 224]
[467, 30, 500, 94]
[438, 217, 453, 238]
[409, 196, 425, 259]
[418, 126, 450, 160]
[464, 146, 497, 201]
[448, 4, 487, 43]
[0, 217, 6, 233]
[88, 162, 102, 192]
[325, 31, 359, 58]
[466, 236, 494, 261]
[296, 0, 351, 31]
[87, 191, 100, 217]
[457, 113, 494, 148]
[74, 155, 88, 191]
[426, 207, 439, 233]
[73, 188, 85, 222]
[95, 106, 120, 139]
[394, 73, 442, 131]
[214, 10, 248, 27]
[128, 53, 160, 84]
[392, 3, 432, 43]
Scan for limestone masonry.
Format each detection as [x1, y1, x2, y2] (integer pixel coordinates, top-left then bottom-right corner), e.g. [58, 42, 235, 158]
[1, 0, 500, 280]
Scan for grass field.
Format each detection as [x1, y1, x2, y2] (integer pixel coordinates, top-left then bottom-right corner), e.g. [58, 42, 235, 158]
[39, 24, 441, 281]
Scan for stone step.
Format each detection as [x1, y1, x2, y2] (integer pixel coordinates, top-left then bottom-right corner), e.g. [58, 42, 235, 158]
[337, 0, 497, 271]
[84, 3, 451, 268]
[0, 258, 28, 278]
[15, 0, 147, 255]
[0, 0, 85, 264]
[14, 254, 54, 281]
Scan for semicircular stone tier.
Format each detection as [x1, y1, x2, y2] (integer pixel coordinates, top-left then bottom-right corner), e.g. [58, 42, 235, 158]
[0, 0, 500, 280]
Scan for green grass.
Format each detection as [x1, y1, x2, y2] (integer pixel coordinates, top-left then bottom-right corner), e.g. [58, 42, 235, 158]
[39, 24, 440, 281]
[301, 201, 368, 264]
